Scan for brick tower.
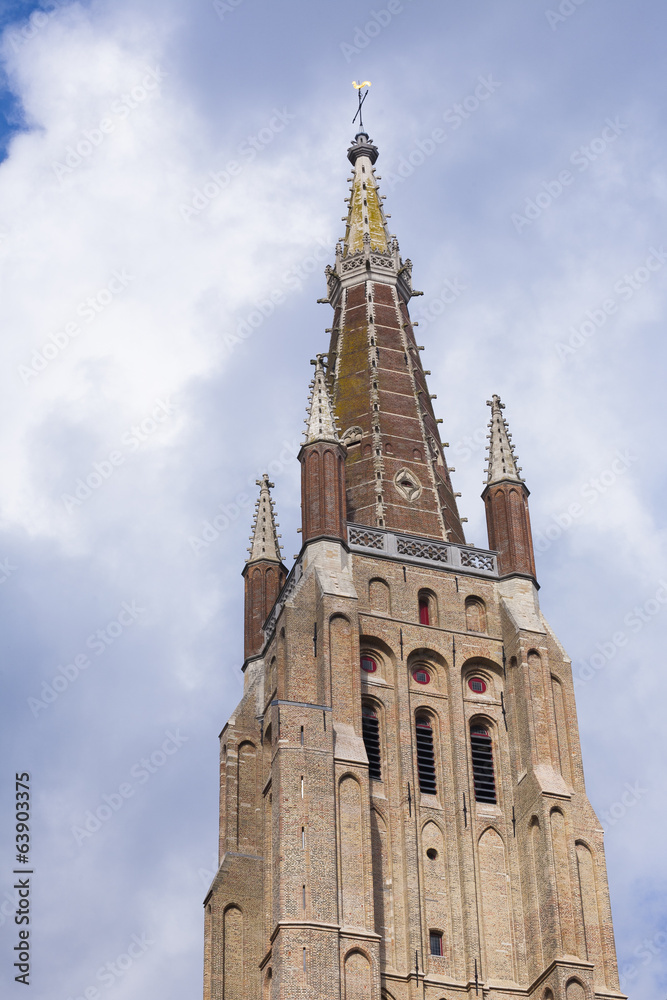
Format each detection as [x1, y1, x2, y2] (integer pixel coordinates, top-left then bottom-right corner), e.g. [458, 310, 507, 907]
[202, 128, 626, 1000]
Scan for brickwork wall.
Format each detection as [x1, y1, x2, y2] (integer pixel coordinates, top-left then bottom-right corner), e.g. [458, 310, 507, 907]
[328, 280, 465, 543]
[204, 542, 624, 1000]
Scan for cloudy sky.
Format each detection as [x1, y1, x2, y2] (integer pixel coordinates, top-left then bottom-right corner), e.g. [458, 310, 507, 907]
[0, 0, 665, 997]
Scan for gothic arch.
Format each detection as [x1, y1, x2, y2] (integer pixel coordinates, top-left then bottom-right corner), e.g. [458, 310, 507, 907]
[418, 588, 438, 626]
[565, 978, 587, 1000]
[407, 647, 447, 691]
[465, 595, 487, 633]
[222, 905, 244, 1000]
[461, 654, 503, 681]
[551, 674, 573, 785]
[237, 740, 257, 852]
[527, 817, 545, 974]
[330, 614, 356, 721]
[422, 820, 450, 969]
[478, 826, 513, 980]
[550, 807, 577, 956]
[371, 808, 394, 967]
[339, 775, 366, 929]
[575, 839, 606, 987]
[344, 947, 373, 1000]
[369, 577, 391, 615]
[414, 707, 440, 796]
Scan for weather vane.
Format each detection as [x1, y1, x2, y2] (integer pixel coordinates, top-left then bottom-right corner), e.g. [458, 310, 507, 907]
[352, 80, 372, 130]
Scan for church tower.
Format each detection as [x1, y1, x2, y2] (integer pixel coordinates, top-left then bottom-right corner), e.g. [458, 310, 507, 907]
[202, 125, 626, 1000]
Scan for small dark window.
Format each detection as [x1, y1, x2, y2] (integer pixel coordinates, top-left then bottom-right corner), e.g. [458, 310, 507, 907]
[468, 677, 487, 694]
[430, 931, 443, 956]
[426, 848, 438, 860]
[362, 705, 382, 780]
[413, 668, 430, 685]
[470, 725, 497, 803]
[361, 655, 377, 673]
[416, 716, 437, 794]
[419, 598, 430, 625]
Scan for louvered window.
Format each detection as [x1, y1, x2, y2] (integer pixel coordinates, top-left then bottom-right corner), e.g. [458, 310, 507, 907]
[362, 706, 382, 780]
[416, 716, 437, 794]
[470, 725, 496, 803]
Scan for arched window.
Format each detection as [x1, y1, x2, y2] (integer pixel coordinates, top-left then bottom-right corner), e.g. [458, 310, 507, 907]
[465, 596, 487, 633]
[470, 724, 496, 803]
[362, 705, 382, 780]
[418, 589, 437, 626]
[415, 715, 437, 794]
[429, 930, 443, 956]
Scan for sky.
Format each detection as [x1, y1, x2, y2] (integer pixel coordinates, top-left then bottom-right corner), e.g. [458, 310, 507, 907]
[0, 0, 665, 997]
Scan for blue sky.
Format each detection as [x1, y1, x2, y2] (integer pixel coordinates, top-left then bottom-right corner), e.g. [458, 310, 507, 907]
[0, 0, 665, 997]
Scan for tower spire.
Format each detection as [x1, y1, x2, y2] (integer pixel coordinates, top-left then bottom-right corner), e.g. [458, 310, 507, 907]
[322, 129, 466, 543]
[242, 474, 287, 660]
[299, 357, 347, 545]
[304, 355, 340, 445]
[482, 395, 536, 581]
[485, 394, 523, 485]
[247, 474, 283, 564]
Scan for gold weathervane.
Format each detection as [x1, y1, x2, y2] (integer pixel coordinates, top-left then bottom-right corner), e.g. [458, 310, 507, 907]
[352, 81, 371, 129]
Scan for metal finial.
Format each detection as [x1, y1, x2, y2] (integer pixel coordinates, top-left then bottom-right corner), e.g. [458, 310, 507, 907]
[352, 80, 371, 129]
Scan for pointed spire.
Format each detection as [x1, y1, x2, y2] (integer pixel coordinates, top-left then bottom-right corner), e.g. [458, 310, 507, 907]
[485, 394, 524, 486]
[343, 131, 390, 257]
[247, 474, 283, 564]
[304, 356, 340, 445]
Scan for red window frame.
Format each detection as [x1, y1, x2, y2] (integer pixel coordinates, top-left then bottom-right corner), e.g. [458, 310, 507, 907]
[419, 598, 430, 625]
[361, 655, 377, 673]
[468, 677, 487, 694]
[413, 668, 431, 685]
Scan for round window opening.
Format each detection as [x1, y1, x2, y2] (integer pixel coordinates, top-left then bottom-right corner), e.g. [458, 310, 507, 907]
[413, 668, 431, 685]
[426, 848, 438, 861]
[468, 677, 487, 694]
[361, 655, 378, 673]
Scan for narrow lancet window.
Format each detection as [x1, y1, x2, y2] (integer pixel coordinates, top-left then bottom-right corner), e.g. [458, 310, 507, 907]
[362, 705, 382, 780]
[416, 715, 437, 794]
[470, 724, 496, 803]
